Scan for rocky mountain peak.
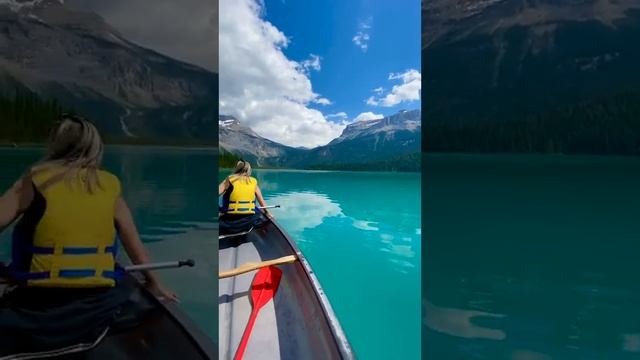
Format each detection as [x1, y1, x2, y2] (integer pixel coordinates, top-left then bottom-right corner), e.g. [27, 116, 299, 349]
[218, 115, 259, 136]
[219, 109, 421, 168]
[424, 0, 640, 48]
[219, 116, 241, 128]
[0, 0, 217, 140]
[1, 0, 64, 12]
[333, 109, 421, 145]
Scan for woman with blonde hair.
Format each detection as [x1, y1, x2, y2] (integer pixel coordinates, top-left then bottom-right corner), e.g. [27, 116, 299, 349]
[0, 114, 176, 357]
[218, 160, 271, 233]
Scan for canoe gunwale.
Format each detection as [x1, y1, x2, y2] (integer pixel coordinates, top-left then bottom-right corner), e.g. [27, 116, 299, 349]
[127, 274, 218, 359]
[267, 218, 355, 359]
[158, 296, 218, 359]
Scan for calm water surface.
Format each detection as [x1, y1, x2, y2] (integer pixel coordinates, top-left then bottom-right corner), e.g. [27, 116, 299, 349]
[0, 146, 218, 342]
[220, 169, 422, 359]
[423, 154, 640, 359]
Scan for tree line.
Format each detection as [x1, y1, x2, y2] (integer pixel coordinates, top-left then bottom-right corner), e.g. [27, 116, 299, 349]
[1, 88, 216, 147]
[219, 148, 242, 168]
[0, 89, 64, 143]
[306, 153, 421, 172]
[424, 91, 640, 155]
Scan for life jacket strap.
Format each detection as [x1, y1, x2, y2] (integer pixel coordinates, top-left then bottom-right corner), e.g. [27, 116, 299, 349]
[10, 268, 123, 280]
[9, 242, 121, 282]
[29, 245, 117, 255]
[101, 270, 121, 279]
[10, 271, 51, 280]
[225, 200, 256, 214]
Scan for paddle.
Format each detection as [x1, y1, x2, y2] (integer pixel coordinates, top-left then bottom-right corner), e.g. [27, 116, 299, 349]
[218, 226, 254, 240]
[219, 255, 296, 279]
[257, 205, 281, 210]
[0, 259, 196, 284]
[124, 259, 195, 272]
[234, 265, 283, 360]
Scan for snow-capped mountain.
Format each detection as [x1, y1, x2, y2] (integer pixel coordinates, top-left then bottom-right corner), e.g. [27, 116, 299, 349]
[329, 109, 421, 145]
[0, 0, 217, 140]
[219, 115, 302, 167]
[219, 109, 421, 168]
[302, 109, 421, 166]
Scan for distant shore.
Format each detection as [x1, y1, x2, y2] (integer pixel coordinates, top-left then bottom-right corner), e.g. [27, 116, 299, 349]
[218, 165, 420, 173]
[1, 140, 217, 150]
[0, 141, 40, 148]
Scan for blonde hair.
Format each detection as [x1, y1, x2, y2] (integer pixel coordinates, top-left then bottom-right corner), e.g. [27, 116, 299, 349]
[231, 160, 252, 184]
[35, 114, 105, 193]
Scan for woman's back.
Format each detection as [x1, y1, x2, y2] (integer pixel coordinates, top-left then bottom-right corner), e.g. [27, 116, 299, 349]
[11, 166, 122, 288]
[222, 174, 258, 216]
[30, 166, 121, 250]
[0, 114, 178, 358]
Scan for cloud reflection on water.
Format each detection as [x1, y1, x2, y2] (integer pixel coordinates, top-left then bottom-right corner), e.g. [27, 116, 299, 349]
[623, 333, 640, 352]
[266, 190, 418, 273]
[423, 300, 506, 340]
[352, 220, 380, 231]
[266, 191, 344, 234]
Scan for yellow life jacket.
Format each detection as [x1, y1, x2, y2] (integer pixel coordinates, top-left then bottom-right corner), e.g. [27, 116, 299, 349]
[10, 167, 121, 288]
[226, 175, 257, 214]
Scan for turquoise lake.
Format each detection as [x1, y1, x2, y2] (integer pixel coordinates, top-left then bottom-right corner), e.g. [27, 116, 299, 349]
[220, 169, 422, 359]
[423, 154, 640, 359]
[0, 147, 218, 342]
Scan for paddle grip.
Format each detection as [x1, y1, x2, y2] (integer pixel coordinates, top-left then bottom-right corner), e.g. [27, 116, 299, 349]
[180, 259, 196, 267]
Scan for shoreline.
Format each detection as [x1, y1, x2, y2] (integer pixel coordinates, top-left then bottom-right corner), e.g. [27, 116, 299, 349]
[422, 152, 640, 159]
[1, 141, 218, 151]
[219, 166, 421, 173]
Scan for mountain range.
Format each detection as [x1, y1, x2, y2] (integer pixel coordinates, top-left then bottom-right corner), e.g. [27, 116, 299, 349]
[219, 109, 421, 170]
[0, 0, 217, 142]
[423, 0, 640, 154]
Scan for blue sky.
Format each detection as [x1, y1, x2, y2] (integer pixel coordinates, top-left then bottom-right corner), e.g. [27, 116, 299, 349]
[264, 0, 421, 123]
[219, 0, 421, 148]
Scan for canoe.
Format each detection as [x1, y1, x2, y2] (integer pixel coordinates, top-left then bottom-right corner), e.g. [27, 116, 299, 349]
[88, 273, 216, 359]
[0, 273, 216, 359]
[218, 215, 354, 359]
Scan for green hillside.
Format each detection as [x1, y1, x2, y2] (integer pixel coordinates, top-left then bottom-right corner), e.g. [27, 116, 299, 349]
[0, 89, 64, 142]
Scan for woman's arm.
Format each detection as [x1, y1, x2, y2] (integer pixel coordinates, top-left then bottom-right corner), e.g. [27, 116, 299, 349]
[0, 175, 34, 234]
[255, 185, 271, 217]
[218, 178, 230, 196]
[115, 197, 178, 302]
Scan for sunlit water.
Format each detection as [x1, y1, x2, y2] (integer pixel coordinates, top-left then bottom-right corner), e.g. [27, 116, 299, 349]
[0, 146, 218, 342]
[423, 154, 640, 359]
[220, 169, 422, 359]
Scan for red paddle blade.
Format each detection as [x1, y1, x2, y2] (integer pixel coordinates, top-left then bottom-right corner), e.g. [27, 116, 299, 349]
[250, 265, 283, 310]
[234, 266, 283, 360]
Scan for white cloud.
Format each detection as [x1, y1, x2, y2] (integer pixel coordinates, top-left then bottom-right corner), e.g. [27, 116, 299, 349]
[353, 112, 383, 122]
[366, 69, 421, 107]
[352, 32, 370, 51]
[315, 97, 332, 105]
[352, 17, 372, 52]
[326, 112, 348, 119]
[219, 0, 344, 148]
[299, 54, 321, 73]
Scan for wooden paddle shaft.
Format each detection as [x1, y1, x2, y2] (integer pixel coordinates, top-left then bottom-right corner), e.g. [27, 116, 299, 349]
[219, 255, 297, 279]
